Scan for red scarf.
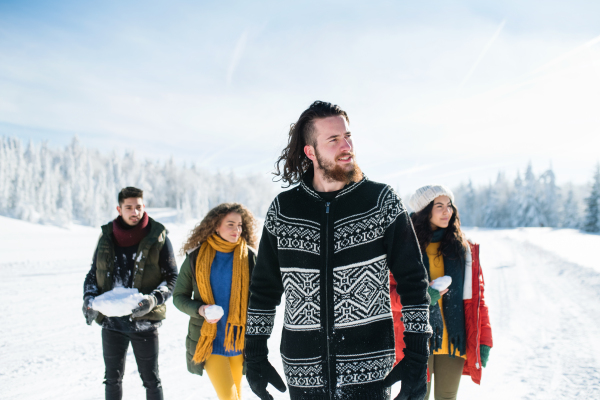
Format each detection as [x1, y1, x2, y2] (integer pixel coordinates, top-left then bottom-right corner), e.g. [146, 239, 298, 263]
[112, 212, 150, 247]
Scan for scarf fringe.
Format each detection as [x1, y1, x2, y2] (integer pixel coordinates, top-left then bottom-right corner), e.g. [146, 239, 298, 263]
[224, 323, 246, 352]
[192, 335, 214, 364]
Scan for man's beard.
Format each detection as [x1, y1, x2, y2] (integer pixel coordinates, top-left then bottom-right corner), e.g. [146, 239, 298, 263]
[314, 148, 362, 184]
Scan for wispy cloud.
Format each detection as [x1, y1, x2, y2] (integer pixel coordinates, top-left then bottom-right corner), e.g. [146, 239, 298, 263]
[532, 32, 600, 75]
[457, 19, 506, 93]
[226, 30, 248, 87]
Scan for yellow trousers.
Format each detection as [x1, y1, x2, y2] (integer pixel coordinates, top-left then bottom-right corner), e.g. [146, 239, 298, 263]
[204, 354, 244, 400]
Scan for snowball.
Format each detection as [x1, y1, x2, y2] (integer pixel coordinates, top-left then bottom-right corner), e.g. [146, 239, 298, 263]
[431, 276, 452, 292]
[204, 305, 224, 320]
[91, 287, 145, 317]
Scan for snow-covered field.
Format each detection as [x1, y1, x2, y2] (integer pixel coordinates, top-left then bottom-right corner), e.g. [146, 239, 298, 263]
[1, 215, 599, 399]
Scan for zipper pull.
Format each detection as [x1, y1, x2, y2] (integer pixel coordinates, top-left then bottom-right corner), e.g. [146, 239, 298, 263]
[326, 202, 330, 213]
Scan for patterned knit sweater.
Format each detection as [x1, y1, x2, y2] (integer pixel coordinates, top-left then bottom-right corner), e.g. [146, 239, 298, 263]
[246, 173, 432, 400]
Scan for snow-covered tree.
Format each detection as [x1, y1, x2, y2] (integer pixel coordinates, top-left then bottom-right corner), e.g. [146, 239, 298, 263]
[539, 165, 561, 227]
[583, 163, 600, 233]
[454, 180, 477, 227]
[483, 172, 512, 228]
[561, 186, 580, 228]
[513, 163, 547, 227]
[0, 135, 277, 227]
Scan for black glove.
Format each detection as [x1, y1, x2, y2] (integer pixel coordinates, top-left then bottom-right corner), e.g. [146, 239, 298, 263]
[383, 349, 428, 400]
[131, 294, 157, 318]
[82, 296, 98, 325]
[245, 338, 286, 400]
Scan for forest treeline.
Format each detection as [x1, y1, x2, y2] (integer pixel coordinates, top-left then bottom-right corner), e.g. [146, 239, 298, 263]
[452, 163, 600, 231]
[1, 136, 599, 231]
[0, 136, 277, 226]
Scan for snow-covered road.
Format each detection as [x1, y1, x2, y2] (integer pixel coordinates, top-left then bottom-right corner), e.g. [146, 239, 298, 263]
[1, 217, 599, 399]
[458, 229, 600, 399]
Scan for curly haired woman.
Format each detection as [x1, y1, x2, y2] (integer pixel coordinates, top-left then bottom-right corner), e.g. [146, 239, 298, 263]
[173, 203, 258, 400]
[390, 185, 493, 400]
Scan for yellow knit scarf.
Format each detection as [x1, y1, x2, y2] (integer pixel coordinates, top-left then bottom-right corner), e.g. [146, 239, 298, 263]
[192, 234, 249, 364]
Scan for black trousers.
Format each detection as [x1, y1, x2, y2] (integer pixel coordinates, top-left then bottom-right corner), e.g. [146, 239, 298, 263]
[102, 328, 164, 400]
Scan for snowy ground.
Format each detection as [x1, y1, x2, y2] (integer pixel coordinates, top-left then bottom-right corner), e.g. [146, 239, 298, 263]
[1, 215, 599, 399]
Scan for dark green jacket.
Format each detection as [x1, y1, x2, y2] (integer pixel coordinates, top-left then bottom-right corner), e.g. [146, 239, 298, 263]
[173, 245, 256, 376]
[94, 217, 168, 323]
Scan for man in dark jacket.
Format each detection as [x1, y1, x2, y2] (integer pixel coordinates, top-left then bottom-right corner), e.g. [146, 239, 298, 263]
[82, 187, 178, 400]
[245, 101, 432, 400]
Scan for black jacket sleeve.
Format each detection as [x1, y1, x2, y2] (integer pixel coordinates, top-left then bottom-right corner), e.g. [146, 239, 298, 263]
[246, 200, 285, 340]
[83, 244, 100, 299]
[383, 189, 432, 356]
[152, 236, 179, 305]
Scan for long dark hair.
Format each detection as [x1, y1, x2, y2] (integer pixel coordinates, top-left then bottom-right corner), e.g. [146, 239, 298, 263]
[411, 201, 469, 259]
[273, 101, 349, 186]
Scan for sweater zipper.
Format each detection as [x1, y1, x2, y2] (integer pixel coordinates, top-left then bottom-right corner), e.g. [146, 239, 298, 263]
[325, 201, 333, 397]
[475, 245, 481, 370]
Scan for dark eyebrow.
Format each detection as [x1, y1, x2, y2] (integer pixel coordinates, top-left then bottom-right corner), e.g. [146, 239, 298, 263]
[434, 201, 452, 206]
[326, 131, 351, 141]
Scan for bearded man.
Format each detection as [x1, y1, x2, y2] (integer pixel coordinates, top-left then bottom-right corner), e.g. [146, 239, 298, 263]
[244, 101, 432, 400]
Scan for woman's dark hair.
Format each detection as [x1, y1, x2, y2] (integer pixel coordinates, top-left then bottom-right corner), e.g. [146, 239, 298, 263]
[411, 201, 469, 259]
[273, 101, 349, 186]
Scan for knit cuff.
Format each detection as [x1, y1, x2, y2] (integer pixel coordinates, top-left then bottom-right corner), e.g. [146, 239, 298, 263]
[401, 304, 432, 335]
[403, 332, 430, 358]
[244, 338, 268, 363]
[246, 307, 276, 338]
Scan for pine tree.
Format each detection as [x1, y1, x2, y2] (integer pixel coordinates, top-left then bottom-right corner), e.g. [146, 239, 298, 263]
[514, 163, 546, 227]
[70, 136, 90, 222]
[561, 186, 580, 228]
[462, 180, 477, 226]
[583, 163, 600, 232]
[0, 137, 13, 214]
[483, 172, 512, 227]
[539, 165, 561, 227]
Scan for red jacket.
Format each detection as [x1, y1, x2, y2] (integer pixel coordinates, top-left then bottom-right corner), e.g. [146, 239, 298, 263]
[390, 241, 493, 384]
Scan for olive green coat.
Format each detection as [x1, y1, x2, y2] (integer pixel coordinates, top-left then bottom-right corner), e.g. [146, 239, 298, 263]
[95, 217, 167, 323]
[173, 245, 256, 376]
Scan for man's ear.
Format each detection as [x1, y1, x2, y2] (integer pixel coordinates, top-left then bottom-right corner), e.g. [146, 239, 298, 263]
[304, 145, 316, 162]
[116, 206, 122, 216]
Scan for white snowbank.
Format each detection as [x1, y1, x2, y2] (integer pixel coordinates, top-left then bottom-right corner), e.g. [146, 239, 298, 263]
[91, 287, 145, 317]
[468, 227, 600, 273]
[0, 215, 98, 263]
[3, 216, 600, 400]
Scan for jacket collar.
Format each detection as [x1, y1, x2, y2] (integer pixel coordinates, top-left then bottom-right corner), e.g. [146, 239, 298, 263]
[101, 215, 165, 243]
[299, 169, 367, 201]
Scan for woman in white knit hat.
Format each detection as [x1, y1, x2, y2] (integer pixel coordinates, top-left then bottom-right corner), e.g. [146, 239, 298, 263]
[389, 185, 493, 400]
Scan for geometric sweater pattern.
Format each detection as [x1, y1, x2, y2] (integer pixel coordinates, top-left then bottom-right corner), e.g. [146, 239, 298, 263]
[247, 173, 431, 400]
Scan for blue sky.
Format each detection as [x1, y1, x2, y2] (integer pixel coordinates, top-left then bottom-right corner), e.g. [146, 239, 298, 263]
[1, 0, 600, 195]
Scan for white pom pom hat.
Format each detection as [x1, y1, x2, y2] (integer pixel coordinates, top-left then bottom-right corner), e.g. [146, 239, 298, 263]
[408, 184, 455, 213]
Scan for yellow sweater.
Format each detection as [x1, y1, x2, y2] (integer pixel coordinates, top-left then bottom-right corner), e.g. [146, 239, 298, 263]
[426, 242, 465, 359]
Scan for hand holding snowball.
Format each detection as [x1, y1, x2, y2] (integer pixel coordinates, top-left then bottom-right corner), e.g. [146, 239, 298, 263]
[430, 275, 452, 295]
[199, 304, 224, 324]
